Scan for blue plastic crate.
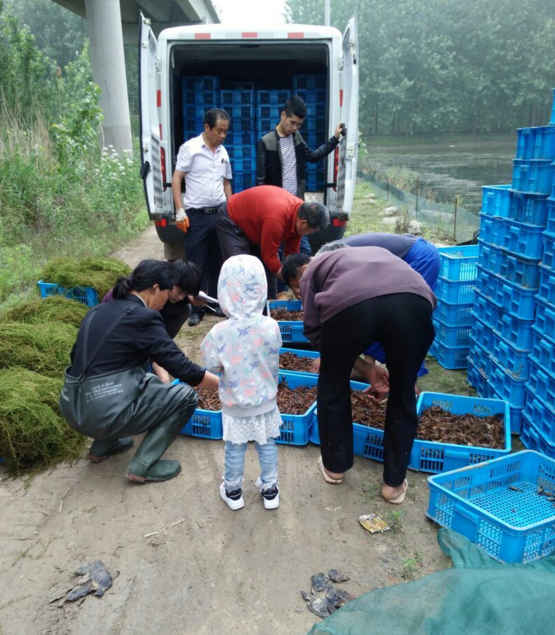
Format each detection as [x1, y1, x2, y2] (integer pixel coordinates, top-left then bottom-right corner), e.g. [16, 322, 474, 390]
[434, 300, 474, 326]
[488, 355, 527, 407]
[220, 89, 254, 105]
[268, 300, 308, 343]
[516, 126, 555, 160]
[232, 171, 256, 193]
[429, 339, 469, 370]
[501, 219, 545, 260]
[181, 406, 222, 440]
[473, 289, 535, 349]
[314, 383, 511, 474]
[481, 184, 512, 217]
[532, 296, 555, 342]
[512, 159, 553, 194]
[523, 388, 555, 446]
[191, 76, 220, 91]
[527, 357, 555, 407]
[279, 347, 319, 374]
[478, 239, 540, 289]
[304, 117, 326, 134]
[546, 198, 555, 234]
[510, 190, 549, 226]
[437, 245, 478, 281]
[230, 118, 256, 133]
[470, 314, 498, 353]
[475, 266, 537, 320]
[521, 418, 555, 460]
[37, 280, 98, 307]
[530, 326, 555, 376]
[435, 277, 475, 304]
[479, 213, 506, 247]
[427, 450, 555, 563]
[256, 89, 290, 106]
[227, 131, 255, 146]
[537, 263, 555, 305]
[433, 317, 472, 347]
[256, 104, 281, 120]
[292, 74, 326, 90]
[225, 104, 254, 120]
[541, 231, 555, 270]
[295, 88, 326, 105]
[227, 144, 256, 160]
[277, 371, 317, 446]
[231, 156, 256, 173]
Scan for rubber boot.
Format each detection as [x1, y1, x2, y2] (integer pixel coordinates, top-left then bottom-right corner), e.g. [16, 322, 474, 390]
[88, 437, 134, 463]
[127, 398, 195, 482]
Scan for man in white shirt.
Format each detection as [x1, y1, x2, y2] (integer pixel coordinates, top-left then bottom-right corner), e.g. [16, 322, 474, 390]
[172, 109, 232, 326]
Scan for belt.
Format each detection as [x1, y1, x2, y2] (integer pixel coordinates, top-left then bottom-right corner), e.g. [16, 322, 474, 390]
[186, 206, 220, 215]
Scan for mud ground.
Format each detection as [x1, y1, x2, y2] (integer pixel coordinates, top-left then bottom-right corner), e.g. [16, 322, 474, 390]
[0, 226, 450, 635]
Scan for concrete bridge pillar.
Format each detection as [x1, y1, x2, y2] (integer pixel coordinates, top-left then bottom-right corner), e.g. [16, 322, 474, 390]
[85, 0, 132, 153]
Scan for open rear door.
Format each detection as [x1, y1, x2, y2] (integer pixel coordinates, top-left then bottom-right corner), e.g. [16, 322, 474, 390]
[336, 17, 359, 218]
[139, 13, 166, 219]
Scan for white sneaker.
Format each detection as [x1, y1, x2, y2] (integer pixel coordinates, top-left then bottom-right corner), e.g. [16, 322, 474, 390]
[219, 482, 245, 510]
[255, 477, 280, 510]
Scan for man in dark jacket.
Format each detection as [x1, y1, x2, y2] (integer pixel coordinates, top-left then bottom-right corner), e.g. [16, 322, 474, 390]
[256, 96, 343, 201]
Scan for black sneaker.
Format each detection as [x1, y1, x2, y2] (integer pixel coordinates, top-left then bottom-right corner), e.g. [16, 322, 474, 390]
[219, 482, 245, 510]
[187, 309, 203, 327]
[261, 484, 280, 510]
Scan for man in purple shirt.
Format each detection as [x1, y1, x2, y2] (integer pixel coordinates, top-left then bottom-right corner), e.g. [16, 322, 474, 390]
[282, 247, 435, 504]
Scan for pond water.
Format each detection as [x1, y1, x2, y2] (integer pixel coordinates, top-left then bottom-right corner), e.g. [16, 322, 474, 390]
[361, 134, 517, 241]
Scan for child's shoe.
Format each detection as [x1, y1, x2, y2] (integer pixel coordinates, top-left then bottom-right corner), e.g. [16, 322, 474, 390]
[219, 482, 245, 510]
[255, 478, 280, 510]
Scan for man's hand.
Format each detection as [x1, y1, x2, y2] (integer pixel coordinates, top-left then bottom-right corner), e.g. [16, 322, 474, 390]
[152, 362, 171, 384]
[360, 360, 389, 402]
[334, 123, 346, 139]
[310, 357, 321, 373]
[199, 371, 219, 390]
[175, 208, 190, 233]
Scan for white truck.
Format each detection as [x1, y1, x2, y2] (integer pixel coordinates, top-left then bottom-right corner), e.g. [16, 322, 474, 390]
[139, 14, 359, 251]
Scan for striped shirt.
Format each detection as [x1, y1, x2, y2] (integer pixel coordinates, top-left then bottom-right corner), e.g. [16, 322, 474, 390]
[279, 134, 298, 196]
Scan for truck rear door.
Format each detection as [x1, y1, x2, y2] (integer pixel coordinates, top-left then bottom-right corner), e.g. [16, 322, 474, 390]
[336, 17, 359, 218]
[139, 13, 167, 219]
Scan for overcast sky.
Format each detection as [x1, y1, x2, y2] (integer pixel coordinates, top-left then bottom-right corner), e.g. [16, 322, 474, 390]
[212, 0, 289, 25]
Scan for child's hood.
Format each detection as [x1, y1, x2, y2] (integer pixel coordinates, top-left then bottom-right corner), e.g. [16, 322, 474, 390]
[217, 254, 267, 319]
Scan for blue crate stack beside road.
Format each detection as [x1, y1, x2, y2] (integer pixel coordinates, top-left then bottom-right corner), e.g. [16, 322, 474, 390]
[467, 89, 555, 437]
[221, 87, 256, 193]
[429, 245, 479, 370]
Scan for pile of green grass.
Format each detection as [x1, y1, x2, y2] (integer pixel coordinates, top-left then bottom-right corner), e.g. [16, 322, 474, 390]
[0, 368, 86, 473]
[1, 296, 89, 328]
[39, 256, 131, 299]
[0, 321, 77, 377]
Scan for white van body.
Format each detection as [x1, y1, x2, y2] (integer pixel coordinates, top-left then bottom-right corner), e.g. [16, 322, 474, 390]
[139, 15, 359, 249]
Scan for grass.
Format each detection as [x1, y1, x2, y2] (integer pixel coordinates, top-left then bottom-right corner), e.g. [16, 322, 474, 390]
[0, 114, 149, 311]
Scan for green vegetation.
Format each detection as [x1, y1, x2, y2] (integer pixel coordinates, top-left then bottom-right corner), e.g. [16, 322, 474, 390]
[0, 3, 149, 309]
[0, 296, 89, 328]
[40, 257, 131, 300]
[0, 367, 86, 473]
[288, 0, 555, 136]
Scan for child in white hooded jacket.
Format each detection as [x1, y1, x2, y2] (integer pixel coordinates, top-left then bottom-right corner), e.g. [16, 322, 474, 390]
[201, 254, 282, 510]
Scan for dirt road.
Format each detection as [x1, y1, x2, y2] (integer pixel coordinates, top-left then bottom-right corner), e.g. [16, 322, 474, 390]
[0, 226, 449, 635]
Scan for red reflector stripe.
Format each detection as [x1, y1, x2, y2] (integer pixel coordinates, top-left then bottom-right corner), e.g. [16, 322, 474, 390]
[242, 32, 257, 38]
[339, 89, 344, 107]
[159, 124, 162, 140]
[288, 32, 304, 39]
[155, 219, 168, 228]
[332, 218, 346, 227]
[195, 33, 211, 39]
[156, 90, 161, 108]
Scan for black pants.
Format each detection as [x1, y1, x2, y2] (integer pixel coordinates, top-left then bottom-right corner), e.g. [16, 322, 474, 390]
[215, 206, 278, 298]
[184, 208, 223, 313]
[317, 294, 435, 485]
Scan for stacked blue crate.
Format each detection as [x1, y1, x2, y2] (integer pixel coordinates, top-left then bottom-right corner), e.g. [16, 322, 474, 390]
[521, 116, 555, 452]
[429, 246, 478, 370]
[293, 75, 326, 191]
[221, 87, 256, 193]
[467, 91, 555, 435]
[181, 76, 220, 141]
